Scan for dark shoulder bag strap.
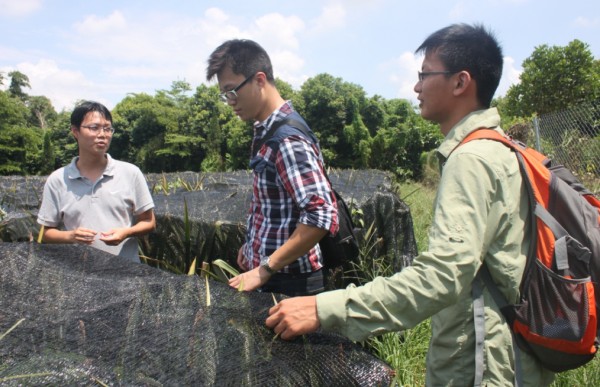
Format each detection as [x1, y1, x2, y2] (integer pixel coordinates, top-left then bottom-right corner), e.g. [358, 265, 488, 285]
[251, 120, 287, 157]
[252, 117, 329, 179]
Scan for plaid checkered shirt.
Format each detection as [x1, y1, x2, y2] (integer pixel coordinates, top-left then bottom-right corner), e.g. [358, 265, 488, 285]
[243, 101, 338, 274]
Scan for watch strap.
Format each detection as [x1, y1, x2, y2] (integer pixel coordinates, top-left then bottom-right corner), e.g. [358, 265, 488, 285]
[261, 258, 277, 275]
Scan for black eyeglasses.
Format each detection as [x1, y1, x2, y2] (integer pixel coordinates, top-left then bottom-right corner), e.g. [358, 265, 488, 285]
[219, 73, 255, 103]
[80, 125, 114, 134]
[417, 71, 456, 82]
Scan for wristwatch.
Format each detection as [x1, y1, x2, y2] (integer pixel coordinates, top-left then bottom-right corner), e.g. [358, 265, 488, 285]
[261, 257, 277, 275]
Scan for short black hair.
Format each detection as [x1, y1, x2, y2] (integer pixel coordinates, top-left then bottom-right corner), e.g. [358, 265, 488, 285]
[70, 101, 112, 127]
[206, 39, 275, 83]
[416, 23, 503, 107]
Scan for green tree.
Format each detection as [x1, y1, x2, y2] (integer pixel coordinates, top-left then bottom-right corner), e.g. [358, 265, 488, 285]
[155, 82, 206, 172]
[8, 71, 31, 101]
[0, 125, 42, 175]
[299, 73, 368, 167]
[0, 89, 28, 127]
[186, 84, 252, 171]
[369, 99, 442, 179]
[47, 111, 78, 169]
[504, 40, 600, 117]
[164, 80, 192, 105]
[342, 97, 371, 168]
[0, 89, 43, 175]
[40, 131, 56, 175]
[27, 95, 57, 130]
[360, 95, 387, 137]
[112, 92, 184, 172]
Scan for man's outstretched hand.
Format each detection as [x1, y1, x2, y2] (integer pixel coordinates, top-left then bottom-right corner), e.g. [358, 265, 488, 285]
[266, 296, 320, 340]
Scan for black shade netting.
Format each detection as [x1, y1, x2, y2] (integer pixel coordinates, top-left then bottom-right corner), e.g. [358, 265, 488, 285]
[1, 170, 417, 278]
[0, 243, 395, 386]
[141, 170, 417, 275]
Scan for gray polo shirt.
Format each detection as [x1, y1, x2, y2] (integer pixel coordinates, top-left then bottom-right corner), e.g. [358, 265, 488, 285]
[37, 154, 154, 262]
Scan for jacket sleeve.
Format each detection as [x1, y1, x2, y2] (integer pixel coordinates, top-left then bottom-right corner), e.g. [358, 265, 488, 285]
[316, 146, 516, 341]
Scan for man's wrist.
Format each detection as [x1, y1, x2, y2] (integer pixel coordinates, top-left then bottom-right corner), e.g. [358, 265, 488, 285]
[261, 257, 277, 275]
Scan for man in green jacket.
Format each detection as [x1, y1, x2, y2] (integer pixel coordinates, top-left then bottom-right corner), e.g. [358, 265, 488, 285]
[266, 23, 555, 386]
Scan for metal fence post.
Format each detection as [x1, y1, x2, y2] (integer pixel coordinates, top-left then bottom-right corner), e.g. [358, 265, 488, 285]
[532, 116, 541, 152]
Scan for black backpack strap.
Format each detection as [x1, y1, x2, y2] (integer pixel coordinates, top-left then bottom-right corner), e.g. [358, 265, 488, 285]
[252, 116, 329, 181]
[251, 119, 286, 158]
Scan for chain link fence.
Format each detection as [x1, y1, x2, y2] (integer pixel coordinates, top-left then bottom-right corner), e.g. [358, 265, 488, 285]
[508, 99, 600, 194]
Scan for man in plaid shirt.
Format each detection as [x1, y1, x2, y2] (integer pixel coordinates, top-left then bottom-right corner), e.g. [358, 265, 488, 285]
[206, 39, 338, 296]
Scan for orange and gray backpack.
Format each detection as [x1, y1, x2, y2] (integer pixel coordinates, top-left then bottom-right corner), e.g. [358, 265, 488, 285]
[461, 129, 600, 386]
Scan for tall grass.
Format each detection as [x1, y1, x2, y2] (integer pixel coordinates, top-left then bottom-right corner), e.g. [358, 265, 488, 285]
[375, 179, 600, 386]
[349, 180, 435, 386]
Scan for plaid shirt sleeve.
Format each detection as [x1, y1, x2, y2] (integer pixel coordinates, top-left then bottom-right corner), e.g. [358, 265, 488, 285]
[275, 136, 338, 233]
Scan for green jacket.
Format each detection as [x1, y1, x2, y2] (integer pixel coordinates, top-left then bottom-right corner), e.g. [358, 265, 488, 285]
[317, 108, 555, 386]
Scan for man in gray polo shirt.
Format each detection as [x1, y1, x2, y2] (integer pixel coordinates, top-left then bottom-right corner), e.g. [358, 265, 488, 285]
[37, 101, 156, 263]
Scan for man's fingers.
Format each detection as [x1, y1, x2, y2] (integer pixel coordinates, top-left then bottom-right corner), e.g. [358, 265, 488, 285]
[268, 303, 280, 317]
[279, 326, 296, 341]
[265, 304, 282, 328]
[265, 303, 297, 340]
[266, 314, 290, 339]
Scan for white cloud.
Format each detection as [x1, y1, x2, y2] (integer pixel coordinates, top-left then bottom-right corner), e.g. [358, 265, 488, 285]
[384, 51, 421, 102]
[23, 7, 311, 109]
[201, 8, 243, 48]
[246, 12, 306, 87]
[0, 0, 42, 17]
[449, 1, 467, 19]
[496, 55, 521, 98]
[69, 11, 164, 62]
[0, 45, 31, 63]
[73, 10, 127, 34]
[252, 13, 305, 50]
[1, 59, 111, 111]
[311, 1, 346, 34]
[573, 16, 600, 28]
[490, 0, 528, 4]
[271, 50, 306, 89]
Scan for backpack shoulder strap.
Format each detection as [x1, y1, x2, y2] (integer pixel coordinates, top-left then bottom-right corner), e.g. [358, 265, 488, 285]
[456, 128, 516, 154]
[473, 264, 523, 387]
[251, 114, 318, 157]
[459, 129, 549, 166]
[251, 114, 330, 182]
[462, 128, 532, 387]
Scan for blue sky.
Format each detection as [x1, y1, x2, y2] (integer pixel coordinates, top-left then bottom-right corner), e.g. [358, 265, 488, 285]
[1, 0, 598, 112]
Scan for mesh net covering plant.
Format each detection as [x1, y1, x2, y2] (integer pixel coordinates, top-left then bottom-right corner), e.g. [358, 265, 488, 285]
[142, 170, 417, 277]
[1, 170, 418, 279]
[0, 243, 395, 386]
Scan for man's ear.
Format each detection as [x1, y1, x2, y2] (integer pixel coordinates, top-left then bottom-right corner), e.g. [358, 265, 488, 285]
[254, 71, 267, 87]
[454, 71, 472, 96]
[458, 71, 471, 88]
[71, 125, 79, 140]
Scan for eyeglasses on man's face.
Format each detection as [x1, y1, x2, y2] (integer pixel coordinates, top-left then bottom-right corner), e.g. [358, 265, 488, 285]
[219, 73, 255, 103]
[80, 125, 115, 134]
[417, 71, 456, 82]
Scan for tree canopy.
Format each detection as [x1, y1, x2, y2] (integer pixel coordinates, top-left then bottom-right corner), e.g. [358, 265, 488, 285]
[501, 39, 600, 117]
[0, 70, 443, 179]
[1, 38, 597, 178]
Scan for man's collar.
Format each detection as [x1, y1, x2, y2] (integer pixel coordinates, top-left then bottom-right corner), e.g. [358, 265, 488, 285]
[66, 154, 114, 180]
[436, 108, 501, 160]
[254, 100, 293, 135]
